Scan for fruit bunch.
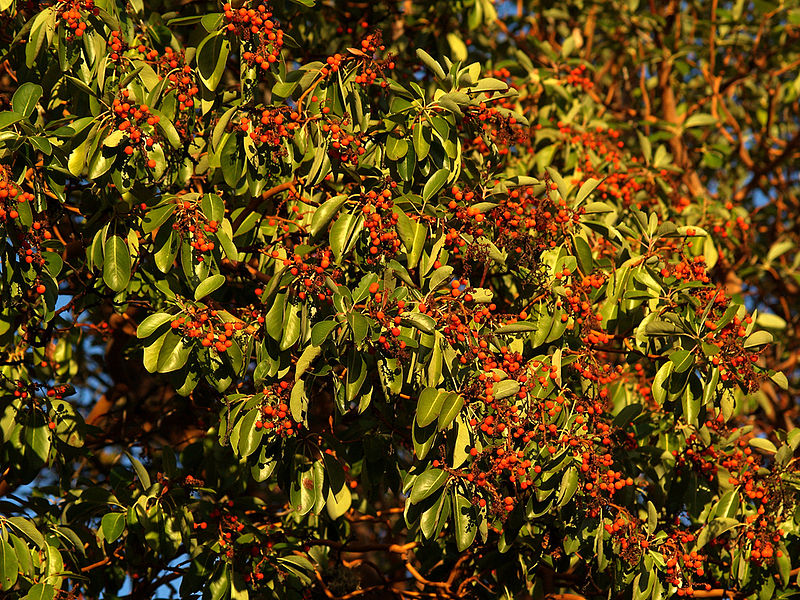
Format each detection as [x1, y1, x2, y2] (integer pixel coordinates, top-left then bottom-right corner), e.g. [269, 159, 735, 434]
[224, 2, 284, 70]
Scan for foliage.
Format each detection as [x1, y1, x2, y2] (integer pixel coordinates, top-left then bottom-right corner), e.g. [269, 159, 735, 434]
[1, 0, 800, 598]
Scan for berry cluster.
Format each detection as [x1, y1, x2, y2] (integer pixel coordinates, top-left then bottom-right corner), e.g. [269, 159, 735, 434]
[234, 107, 297, 159]
[359, 189, 401, 261]
[57, 0, 97, 38]
[170, 309, 245, 353]
[562, 64, 594, 90]
[157, 48, 199, 113]
[224, 2, 284, 70]
[352, 33, 394, 87]
[112, 91, 162, 171]
[673, 434, 719, 482]
[463, 100, 526, 157]
[171, 199, 219, 261]
[254, 381, 301, 437]
[0, 171, 34, 221]
[267, 247, 339, 303]
[322, 119, 367, 164]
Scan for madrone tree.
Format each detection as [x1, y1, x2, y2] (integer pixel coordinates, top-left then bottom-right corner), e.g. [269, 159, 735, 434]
[1, 0, 799, 599]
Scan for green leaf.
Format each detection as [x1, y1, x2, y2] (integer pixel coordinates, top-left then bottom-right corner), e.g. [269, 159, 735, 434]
[437, 393, 463, 431]
[556, 467, 579, 508]
[403, 312, 436, 335]
[103, 236, 131, 292]
[311, 195, 347, 237]
[471, 77, 508, 93]
[330, 212, 360, 264]
[684, 113, 717, 129]
[415, 49, 446, 79]
[101, 513, 126, 542]
[25, 583, 55, 600]
[446, 33, 468, 61]
[576, 177, 601, 205]
[238, 409, 264, 458]
[137, 313, 173, 338]
[492, 379, 520, 400]
[748, 437, 777, 454]
[280, 303, 301, 351]
[669, 349, 694, 373]
[156, 332, 190, 373]
[311, 320, 338, 346]
[197, 32, 230, 91]
[743, 330, 772, 349]
[12, 82, 43, 118]
[295, 345, 321, 380]
[410, 469, 448, 503]
[422, 168, 449, 202]
[125, 451, 152, 489]
[646, 501, 658, 535]
[453, 492, 477, 551]
[413, 123, 431, 160]
[324, 455, 352, 519]
[417, 387, 446, 427]
[194, 274, 226, 300]
[652, 361, 673, 405]
[7, 518, 45, 549]
[494, 322, 536, 334]
[0, 537, 18, 592]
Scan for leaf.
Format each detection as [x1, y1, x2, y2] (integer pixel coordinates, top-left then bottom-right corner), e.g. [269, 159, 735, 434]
[453, 492, 477, 551]
[324, 455, 352, 519]
[494, 322, 536, 334]
[646, 501, 658, 535]
[446, 33, 468, 61]
[492, 379, 520, 400]
[311, 320, 338, 346]
[403, 312, 436, 335]
[423, 168, 449, 202]
[652, 361, 673, 405]
[0, 537, 18, 592]
[417, 388, 446, 427]
[410, 469, 448, 503]
[295, 345, 321, 380]
[123, 452, 151, 491]
[714, 490, 739, 519]
[12, 82, 43, 118]
[136, 312, 173, 338]
[415, 49, 446, 79]
[413, 123, 430, 160]
[684, 113, 717, 129]
[556, 467, 579, 508]
[743, 330, 772, 349]
[101, 513, 126, 542]
[682, 381, 701, 426]
[25, 583, 55, 600]
[471, 77, 508, 93]
[348, 311, 370, 342]
[238, 409, 264, 458]
[669, 349, 694, 373]
[196, 32, 230, 91]
[311, 195, 347, 237]
[103, 236, 131, 292]
[748, 437, 777, 454]
[437, 393, 463, 431]
[576, 178, 601, 205]
[7, 518, 45, 549]
[156, 332, 190, 373]
[194, 274, 226, 300]
[330, 212, 360, 264]
[280, 303, 301, 351]
[290, 380, 306, 422]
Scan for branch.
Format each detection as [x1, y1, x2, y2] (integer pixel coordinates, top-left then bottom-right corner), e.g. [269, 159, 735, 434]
[231, 179, 296, 233]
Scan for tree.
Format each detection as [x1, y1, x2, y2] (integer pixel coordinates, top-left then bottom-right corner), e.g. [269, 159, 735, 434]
[0, 0, 799, 598]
